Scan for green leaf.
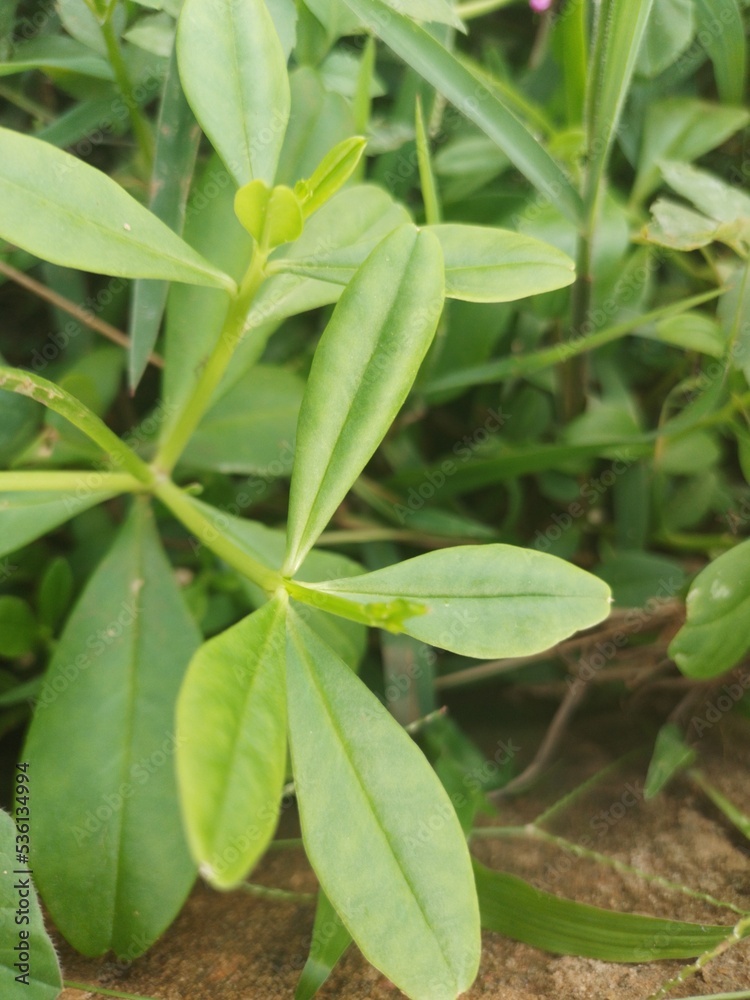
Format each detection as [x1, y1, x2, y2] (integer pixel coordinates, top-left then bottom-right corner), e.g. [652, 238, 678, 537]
[636, 0, 695, 78]
[234, 181, 304, 249]
[474, 860, 732, 961]
[586, 0, 656, 198]
[23, 501, 199, 955]
[595, 551, 685, 609]
[295, 890, 353, 1000]
[431, 224, 575, 302]
[181, 364, 304, 475]
[660, 160, 750, 232]
[644, 723, 697, 799]
[273, 222, 576, 302]
[693, 0, 746, 105]
[0, 127, 234, 290]
[162, 154, 254, 438]
[341, 0, 582, 223]
[276, 67, 357, 185]
[0, 489, 119, 560]
[295, 544, 612, 658]
[286, 608, 481, 1000]
[177, 0, 291, 186]
[0, 596, 36, 658]
[177, 598, 287, 889]
[632, 98, 750, 206]
[129, 44, 202, 388]
[0, 808, 62, 999]
[0, 382, 39, 466]
[690, 769, 750, 841]
[377, 0, 464, 30]
[37, 556, 75, 631]
[58, 0, 124, 56]
[294, 136, 368, 218]
[0, 34, 114, 79]
[643, 198, 741, 253]
[669, 538, 750, 679]
[415, 95, 441, 225]
[284, 224, 445, 574]
[637, 310, 727, 358]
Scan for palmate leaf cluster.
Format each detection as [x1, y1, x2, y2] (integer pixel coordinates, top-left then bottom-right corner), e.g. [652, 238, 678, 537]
[0, 0, 749, 998]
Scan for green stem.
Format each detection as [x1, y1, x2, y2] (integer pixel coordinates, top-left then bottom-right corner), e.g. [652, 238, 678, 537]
[100, 12, 154, 169]
[425, 287, 724, 394]
[241, 882, 316, 903]
[562, 225, 594, 420]
[471, 825, 749, 916]
[455, 0, 517, 18]
[0, 367, 153, 485]
[0, 471, 144, 493]
[153, 478, 281, 592]
[0, 83, 55, 122]
[155, 250, 268, 474]
[646, 915, 750, 1000]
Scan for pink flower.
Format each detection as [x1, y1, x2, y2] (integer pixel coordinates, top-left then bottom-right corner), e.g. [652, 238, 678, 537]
[530, 0, 553, 10]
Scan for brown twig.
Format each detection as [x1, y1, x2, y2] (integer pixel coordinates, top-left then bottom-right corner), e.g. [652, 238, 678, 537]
[488, 678, 588, 801]
[0, 259, 164, 368]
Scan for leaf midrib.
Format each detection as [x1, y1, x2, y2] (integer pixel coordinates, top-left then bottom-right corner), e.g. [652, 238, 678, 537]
[289, 619, 459, 988]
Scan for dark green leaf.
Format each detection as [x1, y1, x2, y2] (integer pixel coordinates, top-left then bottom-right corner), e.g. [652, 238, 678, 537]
[23, 501, 199, 955]
[645, 723, 697, 799]
[669, 538, 750, 679]
[474, 860, 732, 961]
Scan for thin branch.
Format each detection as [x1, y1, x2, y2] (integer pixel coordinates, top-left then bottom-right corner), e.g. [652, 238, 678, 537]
[488, 679, 588, 801]
[0, 259, 164, 369]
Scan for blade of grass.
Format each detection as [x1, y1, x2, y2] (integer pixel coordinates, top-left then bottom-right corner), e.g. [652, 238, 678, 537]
[690, 769, 750, 841]
[474, 859, 737, 961]
[342, 0, 582, 223]
[693, 0, 746, 104]
[424, 287, 724, 394]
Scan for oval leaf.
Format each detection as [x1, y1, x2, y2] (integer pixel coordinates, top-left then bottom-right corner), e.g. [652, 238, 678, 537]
[296, 544, 612, 658]
[23, 501, 199, 956]
[177, 598, 288, 889]
[669, 538, 750, 679]
[286, 609, 481, 1000]
[431, 224, 575, 302]
[177, 0, 291, 187]
[0, 127, 234, 290]
[284, 223, 445, 574]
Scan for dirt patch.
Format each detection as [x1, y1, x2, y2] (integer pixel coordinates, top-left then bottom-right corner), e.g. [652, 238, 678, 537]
[54, 693, 750, 1000]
